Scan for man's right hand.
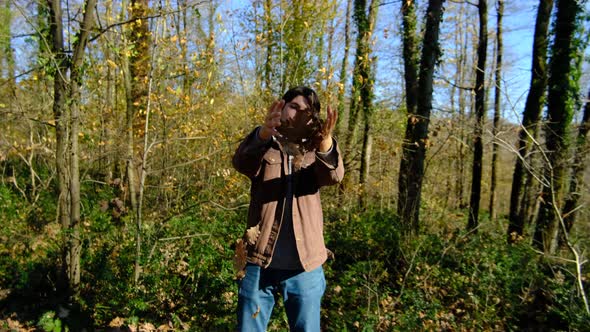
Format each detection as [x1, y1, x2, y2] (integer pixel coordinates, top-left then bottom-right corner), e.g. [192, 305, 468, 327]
[258, 100, 284, 141]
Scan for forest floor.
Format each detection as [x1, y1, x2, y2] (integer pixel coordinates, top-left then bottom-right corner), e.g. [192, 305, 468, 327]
[0, 289, 171, 332]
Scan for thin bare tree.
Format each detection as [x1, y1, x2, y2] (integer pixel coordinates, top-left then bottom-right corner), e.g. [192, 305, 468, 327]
[489, 0, 503, 220]
[467, 0, 487, 231]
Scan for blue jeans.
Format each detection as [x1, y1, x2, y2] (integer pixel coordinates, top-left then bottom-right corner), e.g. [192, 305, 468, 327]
[237, 263, 326, 331]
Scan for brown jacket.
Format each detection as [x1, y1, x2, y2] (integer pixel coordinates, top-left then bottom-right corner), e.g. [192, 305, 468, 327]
[232, 128, 345, 271]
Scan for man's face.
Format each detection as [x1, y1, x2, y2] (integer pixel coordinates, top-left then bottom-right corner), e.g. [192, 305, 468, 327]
[281, 95, 312, 130]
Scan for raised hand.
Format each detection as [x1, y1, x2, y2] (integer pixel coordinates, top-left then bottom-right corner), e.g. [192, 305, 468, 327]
[259, 100, 285, 141]
[319, 105, 337, 152]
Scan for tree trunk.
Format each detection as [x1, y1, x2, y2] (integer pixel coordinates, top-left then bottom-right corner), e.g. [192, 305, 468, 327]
[456, 11, 468, 209]
[397, 0, 419, 229]
[398, 0, 445, 233]
[559, 87, 590, 245]
[467, 0, 487, 231]
[47, 0, 96, 298]
[263, 0, 273, 95]
[0, 1, 15, 94]
[358, 0, 379, 208]
[67, 0, 97, 295]
[400, 0, 419, 118]
[507, 0, 553, 242]
[343, 0, 378, 193]
[520, 145, 542, 227]
[335, 0, 352, 140]
[47, 0, 70, 295]
[324, 19, 334, 102]
[125, 0, 151, 284]
[99, 1, 114, 174]
[359, 117, 373, 207]
[533, 0, 580, 252]
[489, 0, 503, 220]
[316, 20, 325, 86]
[205, 0, 218, 95]
[177, 0, 191, 99]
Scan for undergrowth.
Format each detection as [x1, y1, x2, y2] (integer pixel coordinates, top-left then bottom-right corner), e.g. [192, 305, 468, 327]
[0, 182, 588, 331]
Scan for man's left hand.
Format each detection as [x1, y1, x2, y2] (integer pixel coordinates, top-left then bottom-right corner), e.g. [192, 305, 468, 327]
[319, 105, 337, 152]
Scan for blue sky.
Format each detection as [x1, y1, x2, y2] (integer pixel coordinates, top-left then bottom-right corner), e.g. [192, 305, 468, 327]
[220, 0, 589, 123]
[219, 0, 540, 118]
[8, 0, 586, 123]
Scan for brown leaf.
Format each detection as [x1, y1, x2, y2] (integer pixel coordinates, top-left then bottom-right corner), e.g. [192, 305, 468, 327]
[245, 225, 260, 245]
[99, 200, 109, 212]
[109, 317, 126, 327]
[157, 324, 172, 331]
[233, 239, 247, 280]
[140, 322, 156, 331]
[252, 306, 261, 318]
[276, 109, 324, 156]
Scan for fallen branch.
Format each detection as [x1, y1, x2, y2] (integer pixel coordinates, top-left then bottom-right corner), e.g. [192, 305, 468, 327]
[158, 233, 209, 242]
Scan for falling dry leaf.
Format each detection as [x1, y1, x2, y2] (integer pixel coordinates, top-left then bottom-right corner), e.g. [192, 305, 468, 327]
[233, 239, 247, 280]
[276, 106, 324, 159]
[245, 225, 260, 245]
[252, 306, 261, 318]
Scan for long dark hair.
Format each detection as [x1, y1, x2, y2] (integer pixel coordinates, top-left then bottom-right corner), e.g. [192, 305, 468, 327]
[281, 86, 321, 116]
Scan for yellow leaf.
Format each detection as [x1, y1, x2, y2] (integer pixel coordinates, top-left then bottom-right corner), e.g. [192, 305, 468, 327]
[106, 59, 118, 69]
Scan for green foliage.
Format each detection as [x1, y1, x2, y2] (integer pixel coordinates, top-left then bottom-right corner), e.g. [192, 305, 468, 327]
[0, 182, 59, 294]
[322, 207, 589, 331]
[326, 207, 401, 271]
[79, 204, 245, 330]
[323, 207, 400, 331]
[0, 186, 588, 331]
[2, 178, 588, 331]
[37, 311, 66, 332]
[547, 271, 590, 330]
[2, 0, 590, 331]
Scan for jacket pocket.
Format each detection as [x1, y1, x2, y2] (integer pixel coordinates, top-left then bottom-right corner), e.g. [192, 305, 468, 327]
[261, 150, 282, 181]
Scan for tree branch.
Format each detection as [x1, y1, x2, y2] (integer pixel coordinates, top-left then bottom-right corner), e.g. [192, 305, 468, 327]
[0, 67, 40, 88]
[437, 75, 474, 91]
[158, 233, 209, 242]
[90, 0, 210, 42]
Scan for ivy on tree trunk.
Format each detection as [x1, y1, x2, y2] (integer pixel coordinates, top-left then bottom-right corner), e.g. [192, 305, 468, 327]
[398, 0, 445, 234]
[533, 0, 581, 253]
[507, 0, 553, 242]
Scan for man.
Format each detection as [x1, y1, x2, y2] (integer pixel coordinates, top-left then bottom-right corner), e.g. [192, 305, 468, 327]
[232, 86, 344, 331]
